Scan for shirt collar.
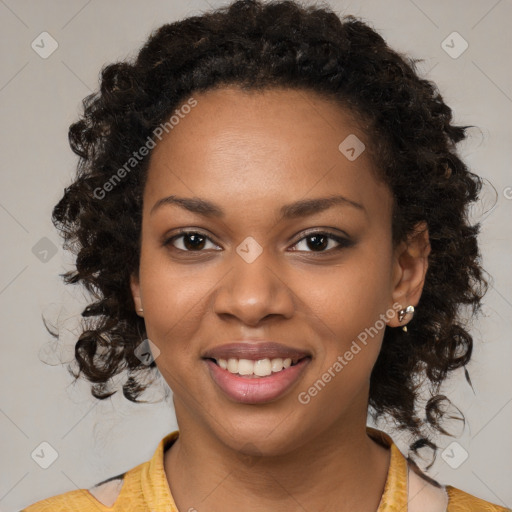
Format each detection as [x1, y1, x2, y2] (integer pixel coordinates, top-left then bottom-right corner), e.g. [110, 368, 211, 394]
[367, 426, 409, 511]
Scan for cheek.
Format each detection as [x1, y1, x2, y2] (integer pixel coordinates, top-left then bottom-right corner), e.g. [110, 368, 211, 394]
[137, 244, 209, 366]
[305, 248, 393, 347]
[297, 273, 387, 419]
[297, 241, 394, 403]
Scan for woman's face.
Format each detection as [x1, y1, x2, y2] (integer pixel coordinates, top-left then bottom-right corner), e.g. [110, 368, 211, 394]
[131, 86, 426, 455]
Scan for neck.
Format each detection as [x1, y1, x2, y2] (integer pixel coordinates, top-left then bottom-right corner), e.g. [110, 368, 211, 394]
[164, 404, 390, 512]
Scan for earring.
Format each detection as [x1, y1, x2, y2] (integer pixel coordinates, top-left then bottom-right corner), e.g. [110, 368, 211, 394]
[138, 308, 144, 312]
[397, 305, 414, 332]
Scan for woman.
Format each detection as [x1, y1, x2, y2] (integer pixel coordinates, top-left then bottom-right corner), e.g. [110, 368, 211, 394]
[21, 0, 508, 510]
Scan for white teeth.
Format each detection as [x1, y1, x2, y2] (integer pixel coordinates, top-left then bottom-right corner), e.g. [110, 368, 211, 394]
[238, 359, 254, 375]
[271, 358, 283, 372]
[216, 356, 301, 376]
[254, 359, 272, 377]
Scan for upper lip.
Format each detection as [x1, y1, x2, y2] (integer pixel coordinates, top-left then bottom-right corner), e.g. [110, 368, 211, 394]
[202, 341, 311, 361]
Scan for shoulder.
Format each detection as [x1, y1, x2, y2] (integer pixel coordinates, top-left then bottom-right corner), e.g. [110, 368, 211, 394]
[406, 445, 508, 512]
[20, 430, 179, 512]
[20, 467, 142, 511]
[446, 485, 511, 512]
[20, 489, 100, 512]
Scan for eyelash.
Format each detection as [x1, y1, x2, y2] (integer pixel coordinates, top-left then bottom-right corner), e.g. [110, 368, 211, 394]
[163, 229, 353, 254]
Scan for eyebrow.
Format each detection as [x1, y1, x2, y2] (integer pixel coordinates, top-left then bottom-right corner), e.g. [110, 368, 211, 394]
[150, 194, 366, 219]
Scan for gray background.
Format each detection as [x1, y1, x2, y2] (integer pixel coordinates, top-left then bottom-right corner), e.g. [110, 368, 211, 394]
[0, 0, 511, 510]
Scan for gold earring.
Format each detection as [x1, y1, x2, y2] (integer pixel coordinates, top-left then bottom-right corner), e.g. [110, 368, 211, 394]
[398, 305, 414, 332]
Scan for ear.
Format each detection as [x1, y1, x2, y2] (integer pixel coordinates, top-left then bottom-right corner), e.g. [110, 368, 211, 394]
[387, 221, 431, 328]
[130, 272, 144, 317]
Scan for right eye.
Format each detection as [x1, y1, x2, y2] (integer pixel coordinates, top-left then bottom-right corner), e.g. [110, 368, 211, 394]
[164, 230, 221, 252]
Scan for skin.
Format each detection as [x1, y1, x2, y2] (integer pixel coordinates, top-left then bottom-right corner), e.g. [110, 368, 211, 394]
[130, 86, 431, 512]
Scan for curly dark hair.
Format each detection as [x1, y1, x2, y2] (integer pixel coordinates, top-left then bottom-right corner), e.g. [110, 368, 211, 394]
[51, 0, 488, 462]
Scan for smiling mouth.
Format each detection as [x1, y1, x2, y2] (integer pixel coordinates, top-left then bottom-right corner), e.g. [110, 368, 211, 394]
[206, 356, 308, 378]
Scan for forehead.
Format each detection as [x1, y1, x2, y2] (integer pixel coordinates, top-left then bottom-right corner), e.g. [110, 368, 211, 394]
[144, 86, 392, 219]
[151, 85, 366, 164]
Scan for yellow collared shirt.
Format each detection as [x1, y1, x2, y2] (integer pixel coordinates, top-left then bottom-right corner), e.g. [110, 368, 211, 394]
[21, 428, 509, 511]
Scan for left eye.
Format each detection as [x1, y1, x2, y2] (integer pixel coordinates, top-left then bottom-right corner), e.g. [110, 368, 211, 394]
[291, 232, 349, 252]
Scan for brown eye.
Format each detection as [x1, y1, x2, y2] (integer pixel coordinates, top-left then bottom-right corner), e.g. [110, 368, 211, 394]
[165, 231, 220, 252]
[291, 232, 353, 253]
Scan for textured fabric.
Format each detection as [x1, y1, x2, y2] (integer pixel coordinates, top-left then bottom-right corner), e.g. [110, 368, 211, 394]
[407, 463, 448, 511]
[21, 428, 510, 511]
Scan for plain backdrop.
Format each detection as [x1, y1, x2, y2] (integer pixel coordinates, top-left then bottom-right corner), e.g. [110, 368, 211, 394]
[0, 0, 511, 510]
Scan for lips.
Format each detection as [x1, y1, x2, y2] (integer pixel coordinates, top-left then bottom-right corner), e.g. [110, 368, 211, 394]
[202, 341, 311, 404]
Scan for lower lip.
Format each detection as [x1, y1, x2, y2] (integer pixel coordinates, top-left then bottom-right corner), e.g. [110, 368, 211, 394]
[205, 358, 310, 404]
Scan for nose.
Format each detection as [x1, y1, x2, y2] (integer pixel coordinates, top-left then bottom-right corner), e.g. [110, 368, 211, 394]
[212, 250, 295, 327]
